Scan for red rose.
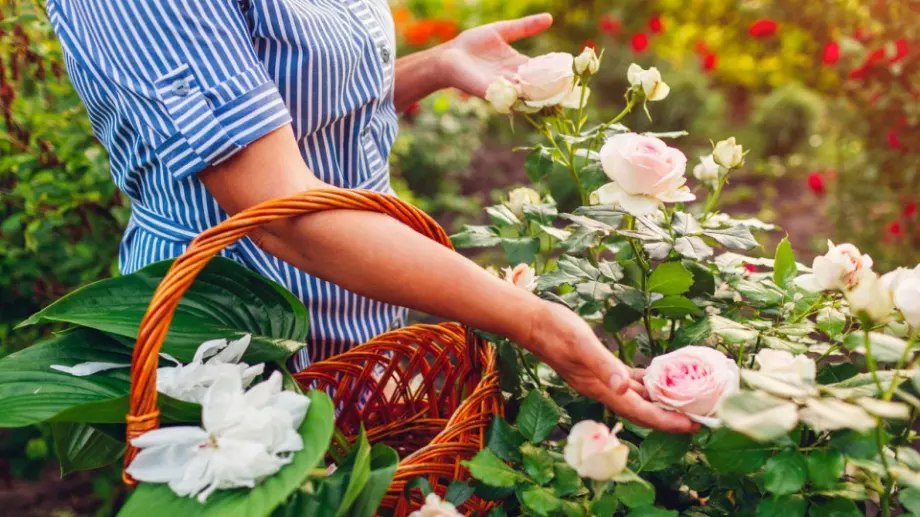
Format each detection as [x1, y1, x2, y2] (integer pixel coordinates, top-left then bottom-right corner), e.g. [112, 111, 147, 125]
[702, 53, 718, 72]
[888, 128, 905, 151]
[905, 202, 918, 219]
[888, 221, 904, 238]
[807, 172, 825, 195]
[694, 40, 710, 55]
[848, 65, 869, 80]
[892, 38, 909, 63]
[744, 263, 757, 274]
[599, 14, 621, 35]
[631, 32, 649, 53]
[822, 41, 840, 65]
[648, 15, 663, 34]
[748, 19, 778, 39]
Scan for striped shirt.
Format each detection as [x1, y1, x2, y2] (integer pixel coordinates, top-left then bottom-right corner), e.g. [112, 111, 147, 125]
[46, 0, 406, 368]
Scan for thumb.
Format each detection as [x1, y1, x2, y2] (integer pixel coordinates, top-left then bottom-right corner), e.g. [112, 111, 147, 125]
[589, 345, 631, 396]
[489, 13, 553, 43]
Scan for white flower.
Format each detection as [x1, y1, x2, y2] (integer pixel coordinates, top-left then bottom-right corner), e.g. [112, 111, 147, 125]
[627, 64, 670, 101]
[50, 361, 129, 376]
[796, 241, 873, 292]
[882, 265, 920, 327]
[560, 85, 591, 110]
[712, 138, 744, 169]
[574, 47, 600, 74]
[505, 187, 541, 217]
[591, 133, 694, 216]
[692, 154, 721, 186]
[754, 349, 816, 383]
[157, 335, 264, 404]
[846, 271, 895, 323]
[563, 421, 630, 481]
[502, 263, 539, 292]
[126, 372, 310, 503]
[485, 77, 519, 114]
[409, 493, 462, 517]
[516, 52, 577, 108]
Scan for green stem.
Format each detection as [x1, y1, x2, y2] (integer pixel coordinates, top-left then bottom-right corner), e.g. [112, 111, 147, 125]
[884, 330, 919, 401]
[612, 332, 632, 367]
[701, 173, 729, 221]
[517, 346, 543, 390]
[864, 329, 885, 396]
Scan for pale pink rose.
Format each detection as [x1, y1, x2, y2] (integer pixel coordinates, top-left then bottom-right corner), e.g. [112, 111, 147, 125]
[516, 52, 576, 108]
[409, 493, 462, 517]
[592, 133, 694, 215]
[502, 263, 539, 292]
[796, 240, 873, 292]
[563, 421, 630, 481]
[644, 346, 740, 426]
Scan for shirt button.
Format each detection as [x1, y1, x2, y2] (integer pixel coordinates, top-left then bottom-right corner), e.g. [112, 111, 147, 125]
[172, 78, 191, 97]
[380, 46, 391, 64]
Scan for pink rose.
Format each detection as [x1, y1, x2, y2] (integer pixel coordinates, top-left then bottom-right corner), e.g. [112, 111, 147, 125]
[644, 346, 740, 426]
[502, 263, 539, 292]
[592, 133, 694, 215]
[563, 421, 630, 481]
[796, 240, 873, 292]
[516, 52, 576, 108]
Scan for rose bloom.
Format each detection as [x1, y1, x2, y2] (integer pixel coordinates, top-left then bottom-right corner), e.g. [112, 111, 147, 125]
[796, 240, 873, 292]
[692, 154, 720, 186]
[631, 32, 649, 53]
[807, 172, 825, 195]
[702, 53, 717, 72]
[592, 133, 693, 216]
[755, 349, 816, 383]
[409, 493, 462, 517]
[563, 421, 629, 481]
[504, 186, 541, 217]
[748, 19, 778, 39]
[846, 271, 895, 323]
[644, 346, 740, 425]
[485, 76, 519, 114]
[516, 52, 576, 108]
[823, 41, 841, 65]
[502, 263, 539, 292]
[882, 265, 920, 327]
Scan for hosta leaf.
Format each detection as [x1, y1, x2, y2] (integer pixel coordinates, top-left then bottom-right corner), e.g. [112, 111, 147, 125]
[52, 422, 124, 476]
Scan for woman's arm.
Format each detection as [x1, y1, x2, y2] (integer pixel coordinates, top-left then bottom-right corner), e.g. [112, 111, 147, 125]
[393, 14, 553, 110]
[199, 125, 697, 433]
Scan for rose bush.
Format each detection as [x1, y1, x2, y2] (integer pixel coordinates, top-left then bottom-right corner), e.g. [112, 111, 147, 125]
[454, 50, 920, 517]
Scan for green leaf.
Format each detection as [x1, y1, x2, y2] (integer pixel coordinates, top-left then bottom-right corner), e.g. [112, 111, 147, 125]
[517, 391, 562, 443]
[830, 430, 881, 460]
[346, 444, 400, 517]
[773, 237, 797, 288]
[502, 237, 541, 266]
[717, 391, 799, 442]
[756, 495, 807, 517]
[684, 261, 716, 297]
[521, 443, 555, 485]
[671, 317, 712, 350]
[518, 485, 562, 517]
[703, 429, 773, 473]
[764, 450, 807, 495]
[444, 481, 475, 508]
[335, 428, 372, 517]
[463, 449, 527, 488]
[638, 431, 691, 472]
[118, 390, 335, 517]
[816, 363, 858, 385]
[807, 498, 861, 517]
[21, 258, 308, 363]
[525, 146, 555, 182]
[900, 487, 920, 515]
[486, 205, 522, 227]
[625, 508, 677, 517]
[702, 226, 758, 250]
[552, 463, 583, 496]
[604, 304, 643, 333]
[650, 296, 703, 319]
[648, 262, 694, 295]
[807, 450, 845, 490]
[451, 225, 501, 248]
[614, 481, 655, 508]
[590, 494, 619, 517]
[486, 416, 525, 463]
[52, 422, 124, 476]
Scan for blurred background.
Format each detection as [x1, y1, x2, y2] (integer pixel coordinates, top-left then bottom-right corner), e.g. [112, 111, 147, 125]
[1, 0, 918, 514]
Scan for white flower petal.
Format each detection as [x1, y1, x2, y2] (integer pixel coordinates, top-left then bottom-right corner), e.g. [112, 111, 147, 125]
[193, 338, 228, 364]
[210, 335, 251, 364]
[794, 274, 821, 292]
[656, 186, 696, 203]
[50, 362, 129, 377]
[617, 191, 661, 216]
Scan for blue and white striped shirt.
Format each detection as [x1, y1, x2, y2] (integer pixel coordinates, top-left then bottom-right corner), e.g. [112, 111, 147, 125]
[47, 0, 406, 368]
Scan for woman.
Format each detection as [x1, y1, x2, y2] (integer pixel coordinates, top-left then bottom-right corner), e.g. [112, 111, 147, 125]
[47, 0, 695, 433]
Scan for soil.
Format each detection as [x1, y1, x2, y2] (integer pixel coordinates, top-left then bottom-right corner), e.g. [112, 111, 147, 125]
[0, 463, 123, 517]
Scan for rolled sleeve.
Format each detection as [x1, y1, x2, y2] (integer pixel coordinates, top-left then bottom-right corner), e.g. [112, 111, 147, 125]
[47, 0, 292, 180]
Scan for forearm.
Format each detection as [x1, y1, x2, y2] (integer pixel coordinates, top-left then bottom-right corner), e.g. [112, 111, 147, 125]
[393, 46, 449, 112]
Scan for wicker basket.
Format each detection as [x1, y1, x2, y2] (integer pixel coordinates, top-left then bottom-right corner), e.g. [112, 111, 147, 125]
[123, 189, 503, 515]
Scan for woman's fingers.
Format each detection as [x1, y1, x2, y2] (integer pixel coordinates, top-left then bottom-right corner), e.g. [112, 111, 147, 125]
[489, 13, 553, 43]
[586, 343, 632, 396]
[598, 389, 700, 434]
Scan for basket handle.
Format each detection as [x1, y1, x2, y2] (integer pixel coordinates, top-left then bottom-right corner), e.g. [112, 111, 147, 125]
[123, 189, 458, 484]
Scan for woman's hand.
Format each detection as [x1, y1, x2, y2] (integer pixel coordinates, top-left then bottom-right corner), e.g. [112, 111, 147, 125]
[438, 13, 553, 98]
[521, 300, 700, 433]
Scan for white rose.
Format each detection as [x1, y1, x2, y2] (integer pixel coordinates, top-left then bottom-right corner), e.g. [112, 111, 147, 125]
[754, 349, 816, 383]
[563, 421, 630, 481]
[712, 137, 744, 169]
[409, 493, 462, 517]
[502, 263, 539, 292]
[574, 47, 600, 74]
[796, 240, 873, 292]
[846, 271, 895, 323]
[692, 154, 721, 186]
[592, 133, 694, 216]
[882, 265, 920, 327]
[516, 52, 576, 108]
[485, 77, 519, 114]
[505, 186, 541, 217]
[644, 346, 740, 427]
[626, 63, 670, 101]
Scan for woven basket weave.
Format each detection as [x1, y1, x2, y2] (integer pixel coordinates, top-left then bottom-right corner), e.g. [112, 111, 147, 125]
[123, 189, 503, 515]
